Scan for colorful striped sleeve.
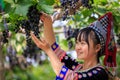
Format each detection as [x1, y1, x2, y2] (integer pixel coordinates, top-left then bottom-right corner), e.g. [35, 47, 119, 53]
[51, 42, 80, 70]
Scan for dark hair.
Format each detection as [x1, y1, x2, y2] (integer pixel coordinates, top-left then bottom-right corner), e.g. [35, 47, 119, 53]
[75, 27, 102, 63]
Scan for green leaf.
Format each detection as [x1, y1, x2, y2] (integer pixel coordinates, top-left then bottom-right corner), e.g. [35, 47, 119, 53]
[59, 39, 68, 50]
[4, 0, 14, 4]
[4, 1, 15, 13]
[0, 23, 4, 31]
[111, 1, 120, 7]
[114, 16, 120, 23]
[0, 0, 5, 9]
[44, 0, 55, 5]
[93, 0, 107, 5]
[74, 13, 81, 22]
[94, 6, 107, 15]
[38, 4, 53, 13]
[81, 9, 92, 18]
[16, 0, 32, 4]
[14, 4, 31, 16]
[38, 0, 55, 5]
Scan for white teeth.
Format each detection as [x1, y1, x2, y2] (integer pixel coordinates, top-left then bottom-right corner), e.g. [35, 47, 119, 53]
[77, 52, 82, 54]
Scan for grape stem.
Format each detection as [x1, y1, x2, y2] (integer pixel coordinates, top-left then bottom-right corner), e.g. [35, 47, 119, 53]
[52, 0, 82, 21]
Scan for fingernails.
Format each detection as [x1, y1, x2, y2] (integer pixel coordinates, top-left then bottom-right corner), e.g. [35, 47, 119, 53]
[40, 12, 43, 16]
[30, 31, 34, 35]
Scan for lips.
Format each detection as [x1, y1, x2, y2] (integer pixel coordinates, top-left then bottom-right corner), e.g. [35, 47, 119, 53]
[77, 51, 83, 55]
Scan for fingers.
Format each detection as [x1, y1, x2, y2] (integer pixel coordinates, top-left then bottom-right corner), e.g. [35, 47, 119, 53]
[31, 32, 51, 52]
[30, 32, 45, 43]
[40, 12, 48, 21]
[30, 32, 42, 47]
[40, 37, 45, 43]
[31, 32, 38, 42]
[40, 12, 52, 22]
[30, 32, 47, 47]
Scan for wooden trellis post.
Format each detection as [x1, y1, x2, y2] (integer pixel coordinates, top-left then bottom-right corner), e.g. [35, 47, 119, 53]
[0, 33, 5, 80]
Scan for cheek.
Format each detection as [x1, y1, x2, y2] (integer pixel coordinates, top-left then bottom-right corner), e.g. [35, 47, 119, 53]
[75, 44, 79, 52]
[77, 46, 89, 59]
[83, 47, 91, 59]
[83, 49, 89, 58]
[85, 49, 95, 59]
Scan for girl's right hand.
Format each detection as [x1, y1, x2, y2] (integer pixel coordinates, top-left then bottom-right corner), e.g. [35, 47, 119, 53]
[40, 12, 52, 24]
[31, 32, 51, 53]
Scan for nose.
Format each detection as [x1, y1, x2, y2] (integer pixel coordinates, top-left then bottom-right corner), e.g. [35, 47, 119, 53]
[75, 43, 82, 50]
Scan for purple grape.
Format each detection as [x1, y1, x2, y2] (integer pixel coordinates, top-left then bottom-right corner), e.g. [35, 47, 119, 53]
[60, 0, 94, 20]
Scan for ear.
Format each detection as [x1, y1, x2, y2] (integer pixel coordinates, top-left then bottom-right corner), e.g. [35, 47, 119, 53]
[95, 44, 101, 53]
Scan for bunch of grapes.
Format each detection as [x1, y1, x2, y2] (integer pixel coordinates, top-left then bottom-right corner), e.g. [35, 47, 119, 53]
[64, 26, 79, 49]
[22, 43, 44, 66]
[2, 30, 9, 43]
[81, 0, 94, 8]
[6, 45, 19, 68]
[15, 4, 42, 48]
[60, 0, 94, 20]
[27, 4, 42, 38]
[22, 43, 40, 58]
[6, 45, 29, 69]
[64, 26, 79, 40]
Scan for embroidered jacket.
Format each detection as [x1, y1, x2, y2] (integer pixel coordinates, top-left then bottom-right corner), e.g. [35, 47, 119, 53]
[51, 42, 108, 80]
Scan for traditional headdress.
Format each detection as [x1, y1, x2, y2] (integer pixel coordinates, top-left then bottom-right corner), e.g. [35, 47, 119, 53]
[89, 12, 117, 68]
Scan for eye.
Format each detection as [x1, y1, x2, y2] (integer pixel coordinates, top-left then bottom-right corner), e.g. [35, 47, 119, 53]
[81, 41, 86, 45]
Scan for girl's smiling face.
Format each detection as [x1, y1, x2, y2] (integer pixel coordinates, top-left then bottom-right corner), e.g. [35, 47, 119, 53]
[75, 28, 101, 61]
[75, 39, 89, 60]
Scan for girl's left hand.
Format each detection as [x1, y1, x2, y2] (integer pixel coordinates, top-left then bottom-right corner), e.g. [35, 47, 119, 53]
[31, 32, 50, 53]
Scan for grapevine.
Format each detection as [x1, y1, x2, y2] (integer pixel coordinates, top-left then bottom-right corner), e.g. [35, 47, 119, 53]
[14, 4, 42, 57]
[0, 3, 9, 43]
[2, 30, 9, 43]
[15, 4, 42, 47]
[60, 0, 94, 20]
[6, 45, 19, 68]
